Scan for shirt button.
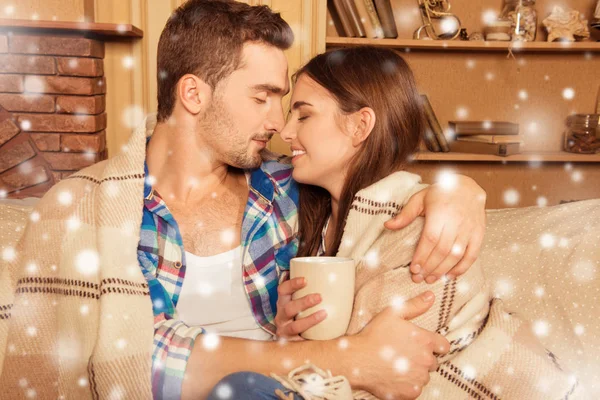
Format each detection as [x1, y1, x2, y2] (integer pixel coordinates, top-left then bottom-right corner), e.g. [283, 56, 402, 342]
[174, 261, 182, 269]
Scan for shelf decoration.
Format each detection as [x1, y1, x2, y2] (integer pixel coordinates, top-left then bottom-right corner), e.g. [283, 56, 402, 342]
[542, 7, 590, 42]
[413, 0, 462, 40]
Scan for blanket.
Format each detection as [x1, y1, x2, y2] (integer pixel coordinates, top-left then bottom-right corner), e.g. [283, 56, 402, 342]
[338, 172, 587, 400]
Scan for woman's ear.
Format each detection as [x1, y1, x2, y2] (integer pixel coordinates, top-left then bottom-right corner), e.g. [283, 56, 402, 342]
[351, 107, 376, 147]
[178, 74, 212, 116]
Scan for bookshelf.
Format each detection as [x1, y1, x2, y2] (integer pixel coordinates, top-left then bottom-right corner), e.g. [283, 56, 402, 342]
[413, 151, 600, 163]
[319, 0, 600, 208]
[326, 37, 600, 53]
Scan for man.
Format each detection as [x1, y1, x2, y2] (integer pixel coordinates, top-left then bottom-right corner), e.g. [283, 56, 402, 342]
[0, 1, 486, 399]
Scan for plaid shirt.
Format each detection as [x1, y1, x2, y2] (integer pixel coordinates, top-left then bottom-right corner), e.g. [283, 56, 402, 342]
[137, 160, 298, 400]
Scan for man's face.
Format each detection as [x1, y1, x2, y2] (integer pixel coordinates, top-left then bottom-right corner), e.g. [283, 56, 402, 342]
[200, 42, 289, 169]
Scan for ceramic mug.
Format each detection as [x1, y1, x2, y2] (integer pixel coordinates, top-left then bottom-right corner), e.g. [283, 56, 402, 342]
[290, 257, 355, 340]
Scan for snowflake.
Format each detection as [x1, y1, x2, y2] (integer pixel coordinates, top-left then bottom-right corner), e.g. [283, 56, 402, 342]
[527, 122, 538, 134]
[116, 338, 127, 350]
[328, 272, 337, 283]
[562, 88, 575, 100]
[30, 211, 40, 222]
[4, 5, 15, 16]
[457, 281, 470, 294]
[255, 276, 266, 288]
[466, 59, 476, 70]
[507, 366, 515, 375]
[282, 358, 293, 369]
[518, 90, 528, 101]
[463, 365, 477, 380]
[25, 262, 37, 274]
[564, 162, 573, 171]
[503, 189, 519, 206]
[379, 345, 395, 361]
[574, 324, 585, 336]
[80, 305, 89, 316]
[533, 320, 549, 337]
[196, 281, 213, 297]
[202, 333, 220, 351]
[78, 377, 88, 387]
[220, 229, 235, 246]
[116, 24, 127, 34]
[215, 383, 233, 399]
[455, 106, 469, 119]
[494, 279, 514, 298]
[536, 196, 547, 207]
[26, 388, 36, 399]
[539, 233, 556, 248]
[436, 170, 459, 191]
[338, 338, 349, 350]
[571, 260, 596, 283]
[534, 286, 545, 297]
[58, 191, 73, 206]
[122, 105, 145, 129]
[482, 9, 498, 24]
[66, 215, 81, 231]
[109, 385, 125, 400]
[19, 378, 28, 388]
[2, 246, 16, 262]
[26, 326, 37, 337]
[0, 189, 7, 199]
[394, 357, 410, 374]
[558, 238, 569, 248]
[485, 72, 495, 81]
[75, 250, 100, 276]
[363, 250, 379, 269]
[571, 171, 583, 182]
[122, 56, 135, 69]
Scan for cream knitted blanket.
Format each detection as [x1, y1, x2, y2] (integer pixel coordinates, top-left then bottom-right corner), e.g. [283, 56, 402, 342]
[338, 172, 585, 400]
[0, 118, 154, 398]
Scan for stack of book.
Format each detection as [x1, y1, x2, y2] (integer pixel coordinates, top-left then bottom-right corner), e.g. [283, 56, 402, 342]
[329, 0, 398, 39]
[448, 121, 522, 157]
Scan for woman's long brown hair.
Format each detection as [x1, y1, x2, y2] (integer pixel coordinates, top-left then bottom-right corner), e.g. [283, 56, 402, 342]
[296, 46, 425, 257]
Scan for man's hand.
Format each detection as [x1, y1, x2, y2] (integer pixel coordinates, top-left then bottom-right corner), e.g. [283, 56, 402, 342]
[350, 291, 450, 399]
[274, 277, 327, 340]
[384, 175, 486, 284]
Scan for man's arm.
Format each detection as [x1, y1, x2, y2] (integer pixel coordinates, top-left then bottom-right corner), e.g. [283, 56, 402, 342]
[385, 174, 486, 284]
[182, 291, 449, 400]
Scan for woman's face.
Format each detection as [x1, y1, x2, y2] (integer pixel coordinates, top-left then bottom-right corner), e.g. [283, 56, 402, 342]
[280, 75, 359, 193]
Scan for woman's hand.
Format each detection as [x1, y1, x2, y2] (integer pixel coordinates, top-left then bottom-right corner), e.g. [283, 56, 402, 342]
[385, 174, 486, 284]
[349, 291, 450, 399]
[274, 277, 327, 340]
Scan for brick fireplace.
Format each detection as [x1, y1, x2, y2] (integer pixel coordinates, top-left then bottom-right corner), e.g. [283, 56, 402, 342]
[0, 19, 142, 199]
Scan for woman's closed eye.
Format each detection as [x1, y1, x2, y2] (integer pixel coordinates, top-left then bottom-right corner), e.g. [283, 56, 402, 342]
[298, 116, 309, 121]
[254, 97, 267, 104]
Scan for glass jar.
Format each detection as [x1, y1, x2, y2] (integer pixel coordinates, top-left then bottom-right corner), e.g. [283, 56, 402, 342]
[501, 0, 538, 41]
[564, 114, 600, 154]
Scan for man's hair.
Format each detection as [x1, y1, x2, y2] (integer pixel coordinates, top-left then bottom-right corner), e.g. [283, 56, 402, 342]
[156, 0, 294, 122]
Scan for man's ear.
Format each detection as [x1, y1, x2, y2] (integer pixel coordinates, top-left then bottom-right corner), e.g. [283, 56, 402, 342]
[177, 74, 212, 116]
[351, 107, 376, 147]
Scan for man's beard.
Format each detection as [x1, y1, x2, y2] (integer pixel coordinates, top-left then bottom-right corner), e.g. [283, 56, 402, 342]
[200, 98, 271, 169]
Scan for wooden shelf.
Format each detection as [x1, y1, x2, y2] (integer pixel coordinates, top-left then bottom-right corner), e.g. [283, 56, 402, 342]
[0, 19, 143, 39]
[412, 151, 600, 162]
[326, 37, 600, 53]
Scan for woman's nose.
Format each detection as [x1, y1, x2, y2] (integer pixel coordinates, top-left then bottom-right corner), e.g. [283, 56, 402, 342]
[279, 121, 295, 143]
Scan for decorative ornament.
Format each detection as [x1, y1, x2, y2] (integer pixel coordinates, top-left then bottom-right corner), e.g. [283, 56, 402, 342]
[542, 6, 590, 42]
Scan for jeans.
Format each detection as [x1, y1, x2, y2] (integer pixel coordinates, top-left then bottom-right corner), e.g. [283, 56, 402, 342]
[207, 372, 302, 399]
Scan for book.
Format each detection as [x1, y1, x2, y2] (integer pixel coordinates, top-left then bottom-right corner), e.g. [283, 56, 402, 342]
[354, 0, 384, 38]
[330, 0, 356, 37]
[456, 135, 523, 144]
[448, 121, 519, 135]
[374, 0, 398, 38]
[342, 0, 366, 37]
[421, 95, 450, 152]
[449, 140, 521, 157]
[422, 125, 442, 152]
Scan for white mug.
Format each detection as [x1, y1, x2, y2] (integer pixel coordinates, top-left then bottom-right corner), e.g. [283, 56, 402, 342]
[290, 257, 355, 340]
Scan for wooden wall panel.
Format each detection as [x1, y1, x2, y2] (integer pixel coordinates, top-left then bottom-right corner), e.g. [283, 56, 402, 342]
[0, 0, 92, 22]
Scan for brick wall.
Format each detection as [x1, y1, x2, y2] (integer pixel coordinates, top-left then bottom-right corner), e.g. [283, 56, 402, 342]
[0, 32, 107, 199]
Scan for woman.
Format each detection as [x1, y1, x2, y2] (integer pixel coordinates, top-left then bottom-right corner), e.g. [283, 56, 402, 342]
[271, 46, 582, 399]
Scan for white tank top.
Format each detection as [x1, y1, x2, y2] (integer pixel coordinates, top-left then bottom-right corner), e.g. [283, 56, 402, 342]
[176, 246, 272, 341]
